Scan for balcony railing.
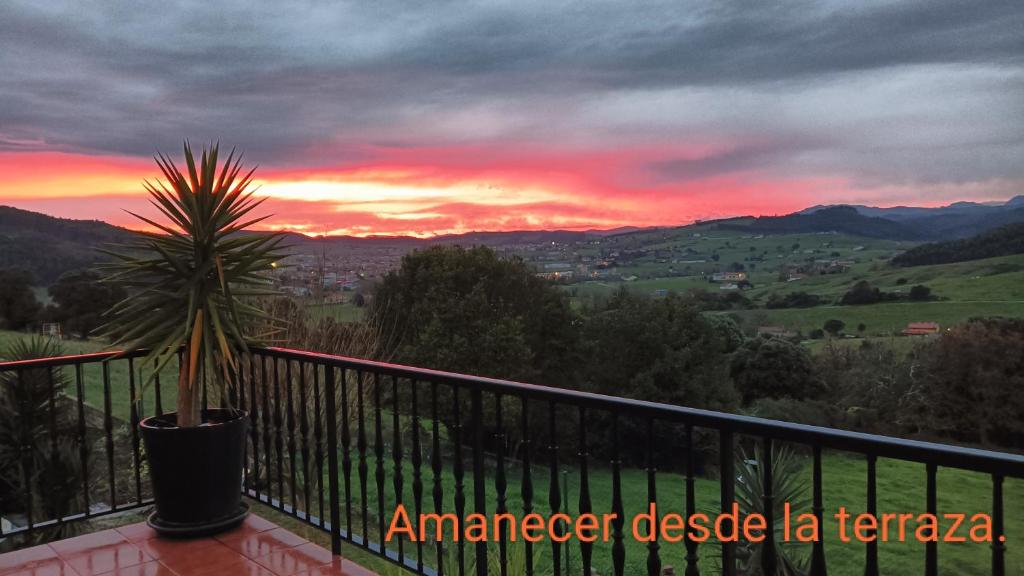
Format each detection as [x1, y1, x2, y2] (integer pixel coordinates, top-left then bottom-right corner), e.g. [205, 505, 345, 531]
[1, 347, 1022, 576]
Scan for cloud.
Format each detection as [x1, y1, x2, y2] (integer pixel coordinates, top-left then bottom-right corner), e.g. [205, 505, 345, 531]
[0, 0, 1022, 232]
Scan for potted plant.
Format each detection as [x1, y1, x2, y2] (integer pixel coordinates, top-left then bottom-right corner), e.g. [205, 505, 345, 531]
[100, 142, 286, 536]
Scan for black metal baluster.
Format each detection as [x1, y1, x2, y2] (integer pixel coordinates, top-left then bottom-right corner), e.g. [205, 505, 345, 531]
[925, 464, 937, 576]
[392, 375, 406, 564]
[75, 364, 90, 515]
[357, 370, 370, 546]
[684, 424, 700, 576]
[411, 380, 425, 572]
[993, 474, 1005, 576]
[313, 363, 325, 527]
[761, 438, 776, 576]
[520, 396, 535, 576]
[18, 369, 34, 529]
[239, 357, 249, 491]
[153, 358, 163, 417]
[341, 369, 354, 537]
[128, 358, 142, 504]
[287, 359, 298, 515]
[45, 366, 61, 528]
[548, 402, 562, 576]
[274, 357, 285, 508]
[471, 388, 487, 576]
[452, 386, 466, 575]
[495, 396, 509, 576]
[325, 362, 342, 555]
[646, 419, 661, 576]
[578, 407, 593, 576]
[610, 416, 625, 576]
[865, 455, 879, 576]
[431, 382, 445, 575]
[103, 361, 116, 510]
[720, 430, 735, 576]
[373, 372, 387, 555]
[248, 355, 261, 497]
[261, 355, 274, 504]
[300, 362, 312, 520]
[809, 446, 827, 576]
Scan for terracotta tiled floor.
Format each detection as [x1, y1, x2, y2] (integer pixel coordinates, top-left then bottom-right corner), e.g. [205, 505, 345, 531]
[0, 514, 377, 576]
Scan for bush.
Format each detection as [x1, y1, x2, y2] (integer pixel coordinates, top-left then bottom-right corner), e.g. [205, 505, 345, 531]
[823, 319, 845, 336]
[908, 284, 932, 301]
[730, 337, 823, 405]
[765, 291, 822, 309]
[840, 280, 882, 305]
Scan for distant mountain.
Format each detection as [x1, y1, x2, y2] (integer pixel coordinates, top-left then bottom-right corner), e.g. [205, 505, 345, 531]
[892, 222, 1024, 267]
[707, 206, 925, 240]
[798, 196, 1024, 239]
[0, 205, 135, 284]
[0, 205, 658, 283]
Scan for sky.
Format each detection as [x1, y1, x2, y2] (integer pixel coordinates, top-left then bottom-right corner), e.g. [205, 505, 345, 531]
[1, 1, 1022, 237]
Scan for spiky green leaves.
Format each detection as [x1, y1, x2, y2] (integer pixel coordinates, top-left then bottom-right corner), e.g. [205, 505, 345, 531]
[98, 142, 287, 424]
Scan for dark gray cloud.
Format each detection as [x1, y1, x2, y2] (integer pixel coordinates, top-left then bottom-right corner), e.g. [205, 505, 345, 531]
[0, 0, 1022, 198]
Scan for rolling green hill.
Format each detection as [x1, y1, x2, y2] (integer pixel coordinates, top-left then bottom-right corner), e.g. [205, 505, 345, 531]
[0, 205, 135, 284]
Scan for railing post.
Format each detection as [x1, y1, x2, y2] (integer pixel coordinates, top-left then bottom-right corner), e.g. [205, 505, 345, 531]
[684, 424, 700, 576]
[993, 474, 1005, 576]
[720, 430, 735, 576]
[761, 437, 776, 576]
[809, 446, 827, 576]
[925, 464, 937, 576]
[324, 365, 342, 555]
[471, 387, 488, 576]
[864, 455, 879, 576]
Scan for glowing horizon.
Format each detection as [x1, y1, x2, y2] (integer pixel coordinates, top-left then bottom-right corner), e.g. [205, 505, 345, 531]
[4, 147, 1018, 238]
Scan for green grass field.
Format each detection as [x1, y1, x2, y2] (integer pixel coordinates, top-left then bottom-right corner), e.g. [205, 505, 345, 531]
[727, 301, 1024, 337]
[309, 444, 1022, 575]
[1, 329, 179, 422]
[304, 301, 367, 322]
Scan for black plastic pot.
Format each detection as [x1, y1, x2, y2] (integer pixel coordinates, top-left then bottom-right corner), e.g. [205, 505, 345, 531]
[139, 408, 249, 536]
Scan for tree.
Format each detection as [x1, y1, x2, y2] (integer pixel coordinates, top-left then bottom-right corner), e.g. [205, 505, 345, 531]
[919, 318, 1024, 448]
[841, 280, 882, 305]
[48, 270, 127, 339]
[823, 319, 845, 336]
[581, 291, 737, 407]
[370, 245, 579, 385]
[581, 291, 739, 469]
[0, 268, 40, 330]
[908, 284, 932, 301]
[857, 323, 867, 333]
[730, 336, 823, 405]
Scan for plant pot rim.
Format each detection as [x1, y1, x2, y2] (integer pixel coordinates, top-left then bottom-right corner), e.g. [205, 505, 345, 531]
[139, 408, 248, 432]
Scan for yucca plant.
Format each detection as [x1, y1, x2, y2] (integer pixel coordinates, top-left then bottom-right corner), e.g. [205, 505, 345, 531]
[734, 444, 811, 576]
[99, 141, 286, 427]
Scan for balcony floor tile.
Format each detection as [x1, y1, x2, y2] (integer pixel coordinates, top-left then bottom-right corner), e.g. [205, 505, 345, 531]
[0, 515, 377, 576]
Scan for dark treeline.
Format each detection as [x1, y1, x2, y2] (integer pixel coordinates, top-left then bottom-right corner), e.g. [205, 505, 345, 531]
[893, 221, 1024, 267]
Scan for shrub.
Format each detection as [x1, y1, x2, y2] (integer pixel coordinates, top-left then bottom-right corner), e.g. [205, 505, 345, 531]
[730, 337, 823, 405]
[908, 284, 932, 301]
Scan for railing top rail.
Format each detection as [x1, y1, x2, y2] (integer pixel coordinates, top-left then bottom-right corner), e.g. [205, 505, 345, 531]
[0, 348, 149, 369]
[256, 346, 1024, 478]
[3, 346, 1022, 477]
